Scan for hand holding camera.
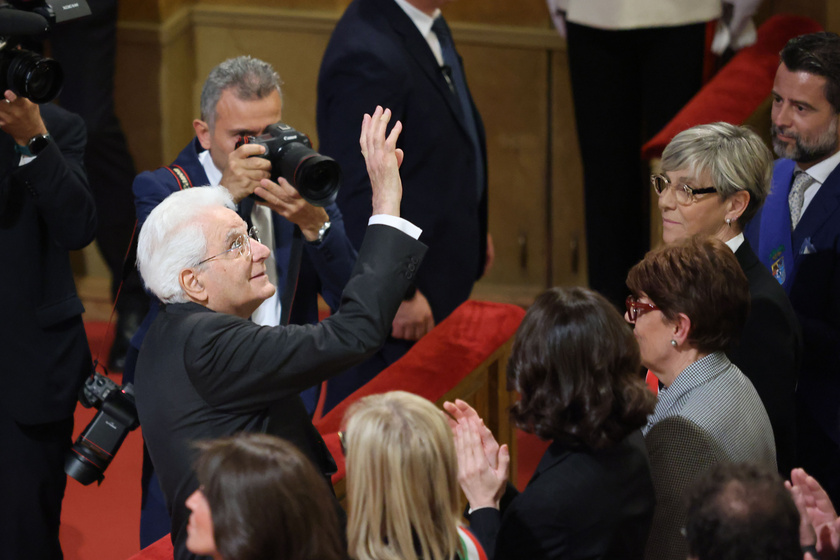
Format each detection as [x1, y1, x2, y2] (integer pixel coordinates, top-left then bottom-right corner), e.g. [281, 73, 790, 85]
[236, 122, 342, 207]
[253, 177, 331, 242]
[0, 90, 48, 145]
[221, 141, 272, 203]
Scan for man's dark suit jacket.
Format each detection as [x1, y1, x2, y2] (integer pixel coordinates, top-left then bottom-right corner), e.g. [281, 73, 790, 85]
[746, 160, 840, 446]
[468, 432, 655, 560]
[729, 239, 801, 475]
[317, 0, 488, 324]
[0, 103, 96, 424]
[135, 224, 425, 560]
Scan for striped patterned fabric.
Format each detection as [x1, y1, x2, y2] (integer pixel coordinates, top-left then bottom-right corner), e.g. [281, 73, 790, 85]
[643, 352, 776, 560]
[458, 525, 488, 560]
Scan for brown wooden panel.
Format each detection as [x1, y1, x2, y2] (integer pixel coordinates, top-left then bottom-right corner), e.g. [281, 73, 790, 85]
[191, 14, 332, 144]
[192, 0, 552, 26]
[755, 0, 827, 28]
[549, 47, 586, 288]
[461, 44, 549, 296]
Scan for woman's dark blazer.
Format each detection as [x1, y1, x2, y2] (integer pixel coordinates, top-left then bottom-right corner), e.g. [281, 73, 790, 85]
[468, 431, 655, 560]
[730, 239, 802, 475]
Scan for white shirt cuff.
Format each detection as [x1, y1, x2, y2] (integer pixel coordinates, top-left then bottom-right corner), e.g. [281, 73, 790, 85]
[368, 214, 422, 240]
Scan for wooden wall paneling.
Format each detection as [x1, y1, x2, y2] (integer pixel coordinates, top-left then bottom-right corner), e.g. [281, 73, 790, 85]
[467, 43, 549, 294]
[460, 29, 557, 306]
[191, 6, 338, 143]
[549, 44, 586, 289]
[829, 0, 840, 33]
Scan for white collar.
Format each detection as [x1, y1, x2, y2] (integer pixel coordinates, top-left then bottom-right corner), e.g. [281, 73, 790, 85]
[198, 149, 223, 186]
[796, 149, 840, 185]
[724, 232, 745, 253]
[392, 0, 440, 38]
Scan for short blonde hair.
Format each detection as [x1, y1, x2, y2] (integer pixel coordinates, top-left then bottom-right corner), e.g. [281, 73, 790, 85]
[661, 122, 772, 227]
[344, 391, 461, 560]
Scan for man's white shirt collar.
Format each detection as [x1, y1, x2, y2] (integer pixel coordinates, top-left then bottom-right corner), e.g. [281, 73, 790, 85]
[198, 150, 222, 185]
[797, 149, 840, 185]
[393, 0, 444, 66]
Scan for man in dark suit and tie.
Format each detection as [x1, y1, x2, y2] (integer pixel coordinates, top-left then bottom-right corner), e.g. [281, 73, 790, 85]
[0, 91, 97, 558]
[746, 31, 840, 504]
[317, 0, 491, 411]
[134, 107, 426, 560]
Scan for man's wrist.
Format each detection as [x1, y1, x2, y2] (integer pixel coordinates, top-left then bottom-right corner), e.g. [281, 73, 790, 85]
[305, 220, 331, 245]
[14, 133, 53, 157]
[302, 208, 332, 242]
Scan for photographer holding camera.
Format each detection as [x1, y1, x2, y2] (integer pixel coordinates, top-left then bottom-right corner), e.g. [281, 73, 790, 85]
[128, 55, 357, 546]
[0, 87, 97, 558]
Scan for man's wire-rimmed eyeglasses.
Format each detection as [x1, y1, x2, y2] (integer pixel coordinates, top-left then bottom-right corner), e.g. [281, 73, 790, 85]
[198, 227, 261, 266]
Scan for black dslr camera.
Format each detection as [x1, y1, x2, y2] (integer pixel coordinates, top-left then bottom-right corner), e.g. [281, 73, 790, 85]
[0, 0, 91, 103]
[64, 372, 139, 485]
[236, 122, 342, 207]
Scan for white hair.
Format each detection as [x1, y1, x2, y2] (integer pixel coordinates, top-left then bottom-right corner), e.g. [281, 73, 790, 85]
[137, 186, 235, 303]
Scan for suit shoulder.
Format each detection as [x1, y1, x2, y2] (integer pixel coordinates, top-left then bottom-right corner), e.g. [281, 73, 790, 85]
[323, 1, 410, 71]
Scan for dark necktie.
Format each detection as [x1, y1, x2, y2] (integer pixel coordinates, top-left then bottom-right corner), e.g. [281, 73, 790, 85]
[431, 16, 484, 199]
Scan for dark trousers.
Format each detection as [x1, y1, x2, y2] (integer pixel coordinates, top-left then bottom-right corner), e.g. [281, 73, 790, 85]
[566, 21, 707, 307]
[0, 409, 73, 560]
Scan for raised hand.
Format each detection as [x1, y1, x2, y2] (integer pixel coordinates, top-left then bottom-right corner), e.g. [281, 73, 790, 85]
[359, 106, 404, 217]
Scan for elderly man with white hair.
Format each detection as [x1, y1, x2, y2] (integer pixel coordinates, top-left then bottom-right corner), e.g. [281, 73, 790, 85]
[134, 107, 426, 560]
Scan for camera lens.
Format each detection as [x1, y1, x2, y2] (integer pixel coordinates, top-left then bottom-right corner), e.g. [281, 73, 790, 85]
[294, 155, 342, 207]
[278, 143, 342, 207]
[0, 49, 63, 103]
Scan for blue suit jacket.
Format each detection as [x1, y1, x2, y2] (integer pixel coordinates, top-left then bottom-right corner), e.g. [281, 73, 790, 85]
[746, 158, 840, 443]
[131, 137, 357, 350]
[317, 0, 488, 324]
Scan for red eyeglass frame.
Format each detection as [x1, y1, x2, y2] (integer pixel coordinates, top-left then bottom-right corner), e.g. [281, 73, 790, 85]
[625, 295, 659, 322]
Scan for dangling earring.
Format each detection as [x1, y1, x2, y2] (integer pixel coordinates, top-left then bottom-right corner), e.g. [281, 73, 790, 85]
[670, 339, 677, 347]
[726, 218, 732, 227]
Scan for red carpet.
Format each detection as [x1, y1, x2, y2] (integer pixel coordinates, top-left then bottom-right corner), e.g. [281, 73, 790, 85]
[64, 321, 546, 560]
[59, 322, 144, 560]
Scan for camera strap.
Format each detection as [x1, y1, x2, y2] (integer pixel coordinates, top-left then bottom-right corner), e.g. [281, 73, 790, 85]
[163, 165, 193, 190]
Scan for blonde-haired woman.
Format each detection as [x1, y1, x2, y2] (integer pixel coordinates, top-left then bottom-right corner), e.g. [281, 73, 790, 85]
[343, 391, 486, 560]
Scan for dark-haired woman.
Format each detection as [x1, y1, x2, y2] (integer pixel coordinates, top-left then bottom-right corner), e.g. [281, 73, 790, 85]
[184, 433, 344, 560]
[626, 236, 777, 560]
[446, 286, 658, 560]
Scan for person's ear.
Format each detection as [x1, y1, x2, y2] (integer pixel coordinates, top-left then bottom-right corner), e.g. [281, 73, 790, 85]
[725, 191, 750, 224]
[180, 268, 208, 305]
[194, 119, 212, 151]
[671, 312, 692, 347]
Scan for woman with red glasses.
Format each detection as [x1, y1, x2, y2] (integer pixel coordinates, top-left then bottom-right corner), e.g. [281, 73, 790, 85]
[654, 122, 801, 477]
[625, 236, 776, 560]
